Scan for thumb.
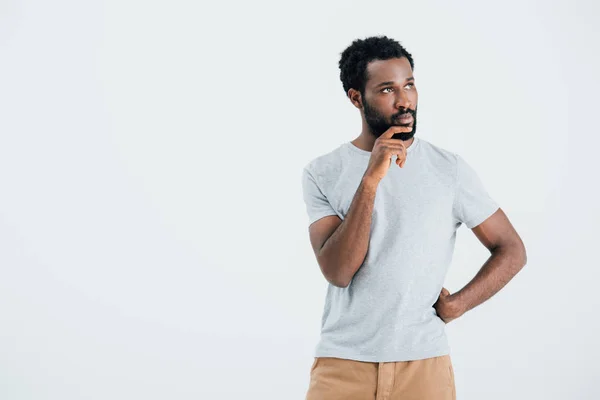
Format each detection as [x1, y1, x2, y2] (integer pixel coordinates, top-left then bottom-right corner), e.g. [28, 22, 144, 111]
[441, 287, 450, 296]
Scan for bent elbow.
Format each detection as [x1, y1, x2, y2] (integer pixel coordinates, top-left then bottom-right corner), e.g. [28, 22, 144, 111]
[517, 240, 528, 267]
[328, 276, 351, 288]
[319, 262, 351, 288]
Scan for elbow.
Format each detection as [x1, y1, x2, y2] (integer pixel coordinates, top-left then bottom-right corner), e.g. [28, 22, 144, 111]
[323, 268, 351, 288]
[520, 245, 528, 268]
[515, 238, 528, 268]
[328, 276, 351, 288]
[316, 249, 357, 288]
[507, 242, 528, 269]
[491, 244, 527, 274]
[492, 241, 527, 270]
[319, 261, 352, 288]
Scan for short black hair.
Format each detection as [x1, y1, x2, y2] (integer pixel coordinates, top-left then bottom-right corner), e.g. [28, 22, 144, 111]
[338, 35, 414, 97]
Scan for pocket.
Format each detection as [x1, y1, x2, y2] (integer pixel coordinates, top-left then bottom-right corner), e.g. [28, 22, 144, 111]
[447, 356, 455, 387]
[436, 355, 453, 388]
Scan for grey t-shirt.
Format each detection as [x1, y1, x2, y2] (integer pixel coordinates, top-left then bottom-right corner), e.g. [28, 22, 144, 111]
[301, 136, 499, 362]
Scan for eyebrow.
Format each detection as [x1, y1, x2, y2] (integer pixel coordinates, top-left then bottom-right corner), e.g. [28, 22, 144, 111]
[374, 77, 415, 88]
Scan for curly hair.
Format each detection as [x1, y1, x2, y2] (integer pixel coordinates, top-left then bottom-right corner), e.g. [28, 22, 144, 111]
[338, 35, 414, 97]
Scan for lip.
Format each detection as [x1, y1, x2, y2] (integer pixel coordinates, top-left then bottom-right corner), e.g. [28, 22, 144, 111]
[395, 114, 413, 124]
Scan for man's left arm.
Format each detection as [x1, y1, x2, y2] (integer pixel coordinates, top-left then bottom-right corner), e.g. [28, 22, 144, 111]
[435, 207, 527, 323]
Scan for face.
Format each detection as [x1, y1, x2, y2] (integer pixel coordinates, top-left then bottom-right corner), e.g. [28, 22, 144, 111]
[359, 57, 418, 141]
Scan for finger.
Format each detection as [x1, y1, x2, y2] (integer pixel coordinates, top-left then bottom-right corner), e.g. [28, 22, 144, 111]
[379, 138, 408, 148]
[396, 155, 406, 168]
[381, 125, 414, 139]
[379, 139, 408, 156]
[381, 142, 407, 152]
[381, 144, 407, 159]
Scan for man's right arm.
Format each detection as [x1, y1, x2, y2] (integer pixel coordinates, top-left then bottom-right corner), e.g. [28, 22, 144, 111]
[308, 176, 380, 288]
[306, 126, 411, 288]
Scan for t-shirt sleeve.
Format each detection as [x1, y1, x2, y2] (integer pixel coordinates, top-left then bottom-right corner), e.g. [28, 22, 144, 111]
[301, 166, 338, 225]
[452, 154, 500, 229]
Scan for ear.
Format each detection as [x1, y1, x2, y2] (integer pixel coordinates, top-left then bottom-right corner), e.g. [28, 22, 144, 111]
[348, 88, 363, 109]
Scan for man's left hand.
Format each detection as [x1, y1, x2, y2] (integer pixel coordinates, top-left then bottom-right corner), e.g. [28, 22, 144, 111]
[434, 287, 465, 324]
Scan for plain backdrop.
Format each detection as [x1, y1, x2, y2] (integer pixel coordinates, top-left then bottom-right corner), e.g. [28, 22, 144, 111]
[0, 0, 598, 398]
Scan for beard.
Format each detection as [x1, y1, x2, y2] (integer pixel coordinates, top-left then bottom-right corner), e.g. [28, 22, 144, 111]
[363, 98, 417, 141]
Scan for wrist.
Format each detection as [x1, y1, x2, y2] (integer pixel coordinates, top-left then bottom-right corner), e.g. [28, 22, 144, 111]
[449, 293, 468, 317]
[361, 174, 380, 188]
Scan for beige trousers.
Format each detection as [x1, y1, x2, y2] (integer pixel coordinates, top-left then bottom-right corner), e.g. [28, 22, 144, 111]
[305, 354, 456, 400]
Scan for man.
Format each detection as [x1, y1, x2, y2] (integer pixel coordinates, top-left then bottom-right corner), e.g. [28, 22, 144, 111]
[300, 36, 527, 399]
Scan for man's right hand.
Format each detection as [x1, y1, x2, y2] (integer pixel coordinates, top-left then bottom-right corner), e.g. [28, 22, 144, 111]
[363, 126, 413, 182]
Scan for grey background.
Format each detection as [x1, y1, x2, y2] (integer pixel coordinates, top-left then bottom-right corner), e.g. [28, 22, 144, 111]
[0, 0, 598, 398]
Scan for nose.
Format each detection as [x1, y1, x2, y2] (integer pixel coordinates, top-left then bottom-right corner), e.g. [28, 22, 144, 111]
[395, 91, 411, 109]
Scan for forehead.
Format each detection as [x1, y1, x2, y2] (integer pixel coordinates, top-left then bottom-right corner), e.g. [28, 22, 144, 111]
[365, 57, 413, 88]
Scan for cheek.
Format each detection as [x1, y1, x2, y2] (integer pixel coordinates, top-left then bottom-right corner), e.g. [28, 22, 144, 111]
[372, 96, 390, 107]
[411, 91, 419, 104]
[368, 99, 391, 115]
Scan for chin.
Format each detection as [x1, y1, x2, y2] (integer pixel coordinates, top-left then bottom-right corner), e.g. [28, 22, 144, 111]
[391, 130, 415, 141]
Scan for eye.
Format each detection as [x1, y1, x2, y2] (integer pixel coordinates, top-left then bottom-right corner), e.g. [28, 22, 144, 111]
[382, 83, 414, 93]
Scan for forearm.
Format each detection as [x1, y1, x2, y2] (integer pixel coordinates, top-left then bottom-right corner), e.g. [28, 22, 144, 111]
[452, 244, 527, 315]
[318, 176, 379, 287]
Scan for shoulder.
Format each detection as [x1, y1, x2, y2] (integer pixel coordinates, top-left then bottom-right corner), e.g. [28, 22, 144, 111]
[302, 143, 347, 181]
[416, 137, 459, 169]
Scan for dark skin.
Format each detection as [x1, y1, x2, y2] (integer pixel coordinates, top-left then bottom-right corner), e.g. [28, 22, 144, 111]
[435, 208, 527, 323]
[309, 57, 527, 323]
[349, 57, 417, 152]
